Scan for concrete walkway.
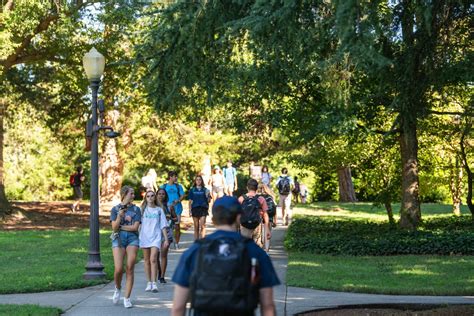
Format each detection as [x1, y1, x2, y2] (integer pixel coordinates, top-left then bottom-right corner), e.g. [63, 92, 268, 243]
[1, 221, 473, 315]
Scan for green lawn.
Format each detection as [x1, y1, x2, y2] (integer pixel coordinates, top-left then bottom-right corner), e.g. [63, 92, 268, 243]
[0, 304, 61, 316]
[295, 202, 471, 220]
[287, 202, 474, 295]
[287, 253, 474, 295]
[0, 229, 131, 294]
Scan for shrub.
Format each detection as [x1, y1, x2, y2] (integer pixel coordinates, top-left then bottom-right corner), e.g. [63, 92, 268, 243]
[285, 215, 474, 255]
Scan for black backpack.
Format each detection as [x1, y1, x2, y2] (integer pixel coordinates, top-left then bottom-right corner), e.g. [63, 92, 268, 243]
[277, 176, 291, 195]
[189, 237, 258, 313]
[262, 194, 277, 218]
[240, 194, 262, 229]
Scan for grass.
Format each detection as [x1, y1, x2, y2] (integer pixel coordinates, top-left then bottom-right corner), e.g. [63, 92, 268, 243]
[295, 201, 471, 220]
[0, 305, 62, 316]
[287, 202, 474, 295]
[287, 253, 474, 295]
[0, 229, 141, 294]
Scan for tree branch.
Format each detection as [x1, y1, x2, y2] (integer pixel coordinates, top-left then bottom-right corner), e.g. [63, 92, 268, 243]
[429, 110, 474, 117]
[1, 0, 101, 71]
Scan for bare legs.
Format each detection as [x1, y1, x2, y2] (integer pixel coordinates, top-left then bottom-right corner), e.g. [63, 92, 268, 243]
[113, 246, 138, 299]
[192, 216, 207, 240]
[158, 241, 171, 281]
[142, 247, 159, 282]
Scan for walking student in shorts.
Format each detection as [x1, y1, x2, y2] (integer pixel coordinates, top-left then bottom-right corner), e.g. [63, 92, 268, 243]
[275, 168, 294, 226]
[238, 179, 271, 247]
[188, 175, 211, 240]
[161, 170, 185, 249]
[110, 186, 141, 308]
[139, 190, 169, 293]
[156, 188, 177, 284]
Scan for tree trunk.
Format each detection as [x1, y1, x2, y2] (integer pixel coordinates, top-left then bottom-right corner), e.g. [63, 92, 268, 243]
[99, 109, 123, 204]
[337, 166, 357, 202]
[460, 122, 473, 217]
[449, 157, 463, 216]
[399, 119, 421, 230]
[0, 99, 11, 218]
[384, 201, 395, 225]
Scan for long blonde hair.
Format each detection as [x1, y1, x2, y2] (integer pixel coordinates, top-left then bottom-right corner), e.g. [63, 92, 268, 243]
[140, 189, 156, 215]
[258, 182, 275, 200]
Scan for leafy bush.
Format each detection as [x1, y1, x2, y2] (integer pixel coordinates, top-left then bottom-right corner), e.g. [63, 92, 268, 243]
[285, 215, 474, 255]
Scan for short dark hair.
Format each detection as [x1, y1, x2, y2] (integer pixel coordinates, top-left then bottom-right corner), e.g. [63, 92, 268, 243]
[168, 170, 177, 179]
[76, 166, 83, 173]
[212, 205, 239, 225]
[212, 196, 242, 226]
[247, 178, 258, 191]
[281, 167, 288, 174]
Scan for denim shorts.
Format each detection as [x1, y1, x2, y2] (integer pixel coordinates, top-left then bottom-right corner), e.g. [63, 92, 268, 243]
[112, 231, 139, 249]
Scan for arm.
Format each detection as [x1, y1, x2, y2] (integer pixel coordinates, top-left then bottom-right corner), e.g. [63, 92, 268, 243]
[171, 285, 190, 316]
[260, 198, 271, 240]
[259, 287, 276, 316]
[120, 221, 140, 232]
[111, 209, 123, 232]
[234, 169, 238, 190]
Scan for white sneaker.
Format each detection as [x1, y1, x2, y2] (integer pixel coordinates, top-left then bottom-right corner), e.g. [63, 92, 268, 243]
[145, 281, 152, 292]
[112, 287, 121, 304]
[123, 297, 132, 308]
[151, 282, 158, 293]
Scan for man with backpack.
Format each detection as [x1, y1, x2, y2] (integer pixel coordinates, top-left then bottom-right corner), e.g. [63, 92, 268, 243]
[70, 166, 85, 212]
[238, 179, 271, 247]
[275, 168, 294, 226]
[161, 170, 185, 249]
[223, 161, 238, 196]
[171, 196, 280, 316]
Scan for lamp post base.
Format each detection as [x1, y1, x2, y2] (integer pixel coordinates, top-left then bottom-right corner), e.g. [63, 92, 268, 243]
[83, 260, 106, 280]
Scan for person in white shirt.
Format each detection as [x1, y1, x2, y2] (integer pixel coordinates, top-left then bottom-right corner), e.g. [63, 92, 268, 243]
[139, 190, 169, 293]
[275, 168, 294, 226]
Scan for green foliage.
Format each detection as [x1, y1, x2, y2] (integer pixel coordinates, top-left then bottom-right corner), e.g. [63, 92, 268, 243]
[5, 103, 72, 201]
[285, 215, 474, 256]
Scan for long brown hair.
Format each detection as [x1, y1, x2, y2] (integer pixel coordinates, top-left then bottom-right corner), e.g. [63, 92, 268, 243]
[258, 182, 275, 200]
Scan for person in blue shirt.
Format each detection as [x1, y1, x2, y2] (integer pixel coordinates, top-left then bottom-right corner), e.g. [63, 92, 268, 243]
[172, 196, 280, 316]
[110, 185, 142, 309]
[223, 161, 238, 196]
[161, 170, 185, 249]
[188, 175, 211, 240]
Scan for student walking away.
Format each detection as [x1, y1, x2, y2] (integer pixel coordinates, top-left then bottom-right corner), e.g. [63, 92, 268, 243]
[70, 166, 85, 212]
[292, 176, 301, 204]
[161, 171, 185, 249]
[210, 166, 226, 202]
[110, 186, 141, 308]
[238, 179, 271, 248]
[188, 175, 211, 240]
[257, 183, 278, 251]
[261, 165, 272, 187]
[275, 168, 294, 226]
[156, 188, 177, 284]
[140, 169, 158, 198]
[223, 161, 238, 196]
[171, 196, 280, 316]
[139, 190, 169, 293]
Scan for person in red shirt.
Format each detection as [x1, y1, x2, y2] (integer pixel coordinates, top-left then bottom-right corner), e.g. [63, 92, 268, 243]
[238, 179, 271, 247]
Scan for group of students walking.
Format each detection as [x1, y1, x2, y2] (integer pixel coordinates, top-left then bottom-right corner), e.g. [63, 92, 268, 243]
[109, 165, 293, 314]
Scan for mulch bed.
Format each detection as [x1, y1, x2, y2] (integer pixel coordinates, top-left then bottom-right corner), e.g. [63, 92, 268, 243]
[1, 201, 192, 231]
[299, 304, 474, 315]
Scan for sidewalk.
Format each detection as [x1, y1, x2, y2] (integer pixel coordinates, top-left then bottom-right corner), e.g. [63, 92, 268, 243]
[1, 220, 473, 315]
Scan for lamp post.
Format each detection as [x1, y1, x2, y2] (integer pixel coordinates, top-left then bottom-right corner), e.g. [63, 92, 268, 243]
[83, 47, 106, 280]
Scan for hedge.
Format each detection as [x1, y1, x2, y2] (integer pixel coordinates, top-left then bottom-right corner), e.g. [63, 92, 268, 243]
[285, 215, 474, 255]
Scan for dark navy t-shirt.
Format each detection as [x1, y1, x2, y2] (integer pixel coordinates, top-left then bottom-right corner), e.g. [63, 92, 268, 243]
[188, 187, 210, 209]
[172, 230, 280, 315]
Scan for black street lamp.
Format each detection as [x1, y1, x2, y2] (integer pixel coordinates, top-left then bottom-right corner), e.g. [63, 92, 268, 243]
[82, 47, 117, 280]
